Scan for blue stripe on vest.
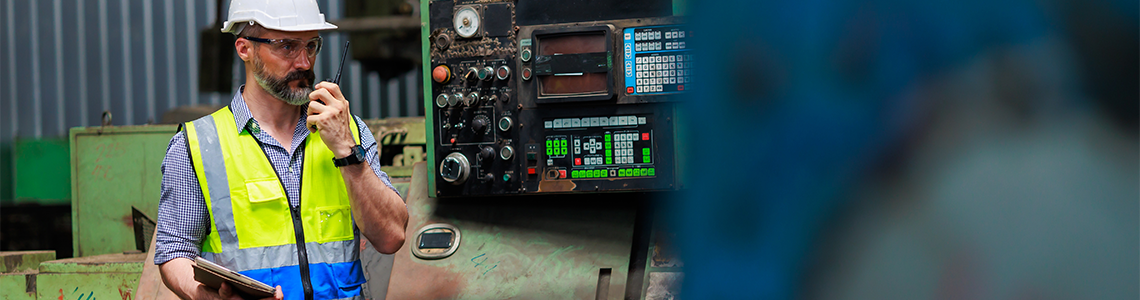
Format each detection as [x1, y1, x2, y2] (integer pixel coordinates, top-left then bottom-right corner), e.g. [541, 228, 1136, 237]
[240, 260, 365, 300]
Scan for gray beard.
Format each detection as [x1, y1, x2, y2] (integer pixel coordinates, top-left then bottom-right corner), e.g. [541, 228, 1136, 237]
[252, 58, 313, 106]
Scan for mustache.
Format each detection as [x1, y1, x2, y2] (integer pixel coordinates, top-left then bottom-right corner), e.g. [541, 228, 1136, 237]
[285, 69, 316, 86]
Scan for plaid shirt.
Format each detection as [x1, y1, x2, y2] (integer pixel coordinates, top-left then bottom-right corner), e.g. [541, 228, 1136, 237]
[154, 88, 399, 265]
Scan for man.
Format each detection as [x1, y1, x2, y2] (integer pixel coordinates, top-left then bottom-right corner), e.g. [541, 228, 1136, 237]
[154, 1, 408, 299]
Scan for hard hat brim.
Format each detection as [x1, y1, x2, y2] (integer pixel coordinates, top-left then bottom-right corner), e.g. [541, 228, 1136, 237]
[221, 20, 339, 33]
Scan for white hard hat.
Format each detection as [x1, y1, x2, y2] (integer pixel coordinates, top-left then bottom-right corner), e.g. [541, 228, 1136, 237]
[221, 0, 338, 34]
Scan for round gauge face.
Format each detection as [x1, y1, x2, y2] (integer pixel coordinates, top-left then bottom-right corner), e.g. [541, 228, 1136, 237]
[453, 7, 480, 38]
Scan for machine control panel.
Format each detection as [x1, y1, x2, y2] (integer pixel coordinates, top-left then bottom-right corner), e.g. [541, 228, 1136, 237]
[426, 0, 686, 197]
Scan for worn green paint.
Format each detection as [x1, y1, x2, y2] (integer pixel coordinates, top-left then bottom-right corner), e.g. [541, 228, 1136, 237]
[0, 251, 56, 273]
[37, 253, 144, 274]
[15, 253, 146, 300]
[0, 274, 36, 300]
[70, 125, 179, 257]
[13, 139, 71, 205]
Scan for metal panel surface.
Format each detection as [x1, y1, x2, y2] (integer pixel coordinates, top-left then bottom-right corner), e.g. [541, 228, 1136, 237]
[69, 125, 178, 257]
[385, 162, 638, 300]
[35, 253, 145, 300]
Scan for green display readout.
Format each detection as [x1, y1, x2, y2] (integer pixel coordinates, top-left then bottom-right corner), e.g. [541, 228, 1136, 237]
[570, 168, 656, 179]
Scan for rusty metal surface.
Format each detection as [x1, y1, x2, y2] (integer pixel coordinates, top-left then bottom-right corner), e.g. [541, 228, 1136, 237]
[364, 117, 427, 178]
[383, 162, 638, 300]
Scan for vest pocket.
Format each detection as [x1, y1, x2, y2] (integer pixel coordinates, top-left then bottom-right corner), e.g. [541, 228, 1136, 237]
[316, 205, 354, 243]
[235, 178, 293, 248]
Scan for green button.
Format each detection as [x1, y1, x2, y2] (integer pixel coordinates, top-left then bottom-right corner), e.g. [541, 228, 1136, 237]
[643, 148, 650, 155]
[546, 140, 553, 155]
[621, 169, 629, 177]
[605, 135, 611, 142]
[643, 156, 651, 163]
[605, 142, 611, 149]
[606, 158, 612, 164]
[605, 150, 612, 157]
[648, 168, 655, 176]
[602, 170, 608, 177]
[527, 152, 536, 160]
[592, 170, 599, 178]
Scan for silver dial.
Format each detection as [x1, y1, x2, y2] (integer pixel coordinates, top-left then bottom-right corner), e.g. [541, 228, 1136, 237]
[453, 7, 480, 38]
[440, 152, 470, 184]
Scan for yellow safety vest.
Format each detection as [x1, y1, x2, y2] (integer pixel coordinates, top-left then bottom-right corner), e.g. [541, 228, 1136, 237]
[184, 107, 364, 300]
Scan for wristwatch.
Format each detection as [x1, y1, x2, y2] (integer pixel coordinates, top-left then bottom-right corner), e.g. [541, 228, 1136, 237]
[333, 145, 366, 167]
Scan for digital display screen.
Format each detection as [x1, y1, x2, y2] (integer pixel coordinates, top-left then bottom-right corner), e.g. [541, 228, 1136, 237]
[419, 232, 453, 249]
[537, 32, 609, 96]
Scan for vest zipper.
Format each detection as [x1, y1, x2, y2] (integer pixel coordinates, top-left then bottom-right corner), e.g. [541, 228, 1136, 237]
[252, 134, 315, 300]
[290, 205, 315, 300]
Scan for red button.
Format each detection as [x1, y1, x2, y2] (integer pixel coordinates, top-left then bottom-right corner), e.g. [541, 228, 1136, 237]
[627, 87, 635, 94]
[575, 158, 582, 165]
[528, 167, 536, 175]
[642, 133, 650, 140]
[450, 138, 456, 144]
[678, 85, 684, 91]
[432, 65, 451, 83]
[558, 170, 567, 178]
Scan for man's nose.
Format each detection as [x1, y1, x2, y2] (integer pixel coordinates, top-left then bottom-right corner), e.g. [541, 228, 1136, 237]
[293, 53, 313, 70]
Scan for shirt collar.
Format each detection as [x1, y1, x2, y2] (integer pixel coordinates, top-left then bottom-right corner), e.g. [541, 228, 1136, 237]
[229, 85, 309, 135]
[230, 86, 254, 134]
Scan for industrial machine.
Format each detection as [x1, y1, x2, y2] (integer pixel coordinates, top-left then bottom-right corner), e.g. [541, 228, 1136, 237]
[424, 0, 688, 197]
[395, 0, 688, 299]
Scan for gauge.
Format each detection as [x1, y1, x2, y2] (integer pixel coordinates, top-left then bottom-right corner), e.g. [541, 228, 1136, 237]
[453, 6, 480, 38]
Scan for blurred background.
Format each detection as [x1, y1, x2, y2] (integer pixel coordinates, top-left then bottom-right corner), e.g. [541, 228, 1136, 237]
[674, 0, 1138, 299]
[0, 0, 1136, 299]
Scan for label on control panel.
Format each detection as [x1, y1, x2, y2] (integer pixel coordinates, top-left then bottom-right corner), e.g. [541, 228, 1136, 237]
[543, 114, 656, 179]
[623, 25, 692, 95]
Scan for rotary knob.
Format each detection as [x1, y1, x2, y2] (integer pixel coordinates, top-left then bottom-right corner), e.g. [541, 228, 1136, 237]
[480, 146, 495, 160]
[440, 152, 470, 184]
[472, 115, 489, 133]
[466, 67, 479, 81]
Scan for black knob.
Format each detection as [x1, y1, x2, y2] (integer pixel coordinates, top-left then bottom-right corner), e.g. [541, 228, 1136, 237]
[480, 146, 494, 160]
[472, 117, 488, 133]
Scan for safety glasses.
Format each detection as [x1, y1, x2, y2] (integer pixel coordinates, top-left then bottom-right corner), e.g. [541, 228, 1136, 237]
[243, 36, 323, 59]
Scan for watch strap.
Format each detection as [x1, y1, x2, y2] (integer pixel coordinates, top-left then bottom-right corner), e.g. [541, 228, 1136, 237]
[333, 145, 366, 167]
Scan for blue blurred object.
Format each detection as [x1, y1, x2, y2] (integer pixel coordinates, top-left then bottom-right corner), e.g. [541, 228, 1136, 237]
[672, 0, 1136, 298]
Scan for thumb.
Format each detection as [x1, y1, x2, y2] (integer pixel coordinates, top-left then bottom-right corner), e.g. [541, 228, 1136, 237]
[275, 285, 284, 300]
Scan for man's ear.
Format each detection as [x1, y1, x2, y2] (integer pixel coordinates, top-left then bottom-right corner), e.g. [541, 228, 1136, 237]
[235, 38, 253, 62]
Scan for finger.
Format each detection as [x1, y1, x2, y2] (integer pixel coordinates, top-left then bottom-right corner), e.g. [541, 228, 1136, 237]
[308, 88, 336, 106]
[314, 81, 344, 102]
[307, 98, 328, 116]
[218, 282, 233, 298]
[275, 286, 283, 300]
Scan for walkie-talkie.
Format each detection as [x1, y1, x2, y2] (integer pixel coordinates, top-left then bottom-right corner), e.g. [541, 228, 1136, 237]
[311, 41, 350, 131]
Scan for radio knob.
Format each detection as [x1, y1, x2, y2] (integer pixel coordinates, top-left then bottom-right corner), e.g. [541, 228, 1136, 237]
[440, 152, 470, 184]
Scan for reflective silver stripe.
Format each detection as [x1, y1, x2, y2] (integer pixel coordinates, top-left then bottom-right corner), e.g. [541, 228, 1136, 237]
[192, 115, 237, 254]
[202, 238, 359, 272]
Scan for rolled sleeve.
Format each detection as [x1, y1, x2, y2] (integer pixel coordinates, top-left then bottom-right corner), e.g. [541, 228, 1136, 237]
[153, 131, 212, 265]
